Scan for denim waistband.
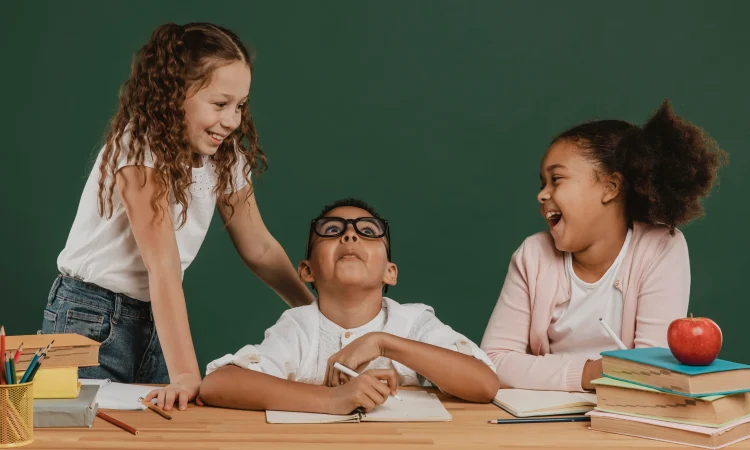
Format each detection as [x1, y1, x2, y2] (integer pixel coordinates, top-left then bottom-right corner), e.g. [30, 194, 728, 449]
[53, 274, 153, 321]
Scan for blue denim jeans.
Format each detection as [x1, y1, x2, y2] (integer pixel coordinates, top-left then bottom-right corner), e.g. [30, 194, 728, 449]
[41, 274, 169, 383]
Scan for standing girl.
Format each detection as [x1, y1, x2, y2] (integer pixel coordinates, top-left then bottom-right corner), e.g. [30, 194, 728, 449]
[481, 100, 727, 392]
[43, 23, 315, 410]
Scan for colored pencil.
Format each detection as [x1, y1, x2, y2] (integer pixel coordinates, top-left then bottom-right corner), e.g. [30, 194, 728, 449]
[20, 349, 42, 384]
[4, 354, 11, 385]
[488, 416, 591, 424]
[41, 340, 55, 355]
[97, 411, 139, 435]
[0, 326, 5, 384]
[141, 398, 172, 420]
[27, 354, 45, 382]
[12, 342, 23, 365]
[8, 357, 16, 384]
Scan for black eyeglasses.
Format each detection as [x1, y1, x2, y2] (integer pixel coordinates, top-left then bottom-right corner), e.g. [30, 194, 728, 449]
[305, 217, 391, 261]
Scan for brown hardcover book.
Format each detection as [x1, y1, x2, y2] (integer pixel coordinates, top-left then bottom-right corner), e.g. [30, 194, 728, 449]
[5, 334, 100, 370]
[594, 378, 750, 427]
[589, 410, 750, 449]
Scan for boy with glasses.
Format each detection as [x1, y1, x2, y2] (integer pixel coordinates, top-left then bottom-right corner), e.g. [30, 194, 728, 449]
[199, 199, 499, 414]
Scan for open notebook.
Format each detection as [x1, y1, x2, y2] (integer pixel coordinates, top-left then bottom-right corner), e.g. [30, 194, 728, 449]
[266, 390, 452, 424]
[493, 389, 597, 417]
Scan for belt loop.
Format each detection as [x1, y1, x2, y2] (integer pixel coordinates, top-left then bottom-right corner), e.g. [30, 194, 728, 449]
[113, 294, 123, 323]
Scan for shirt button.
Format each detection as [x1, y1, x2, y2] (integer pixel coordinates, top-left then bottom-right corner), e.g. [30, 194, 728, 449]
[344, 331, 352, 339]
[614, 280, 620, 287]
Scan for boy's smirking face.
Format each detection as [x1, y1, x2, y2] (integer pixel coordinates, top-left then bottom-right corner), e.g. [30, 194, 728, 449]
[299, 206, 397, 294]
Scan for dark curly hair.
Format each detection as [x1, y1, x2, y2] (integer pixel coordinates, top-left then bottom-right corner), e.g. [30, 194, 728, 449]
[553, 100, 728, 234]
[97, 22, 267, 227]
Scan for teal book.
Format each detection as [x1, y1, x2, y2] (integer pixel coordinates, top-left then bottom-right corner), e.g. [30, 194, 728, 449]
[601, 347, 750, 397]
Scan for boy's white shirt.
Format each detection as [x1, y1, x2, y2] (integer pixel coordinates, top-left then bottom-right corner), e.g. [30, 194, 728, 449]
[206, 297, 495, 386]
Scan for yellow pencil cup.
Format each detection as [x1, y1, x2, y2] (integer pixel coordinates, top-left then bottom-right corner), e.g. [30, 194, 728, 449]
[0, 382, 34, 448]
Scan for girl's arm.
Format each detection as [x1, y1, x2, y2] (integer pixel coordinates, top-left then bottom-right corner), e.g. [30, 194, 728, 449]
[117, 166, 201, 410]
[217, 185, 315, 308]
[632, 231, 690, 348]
[480, 241, 590, 392]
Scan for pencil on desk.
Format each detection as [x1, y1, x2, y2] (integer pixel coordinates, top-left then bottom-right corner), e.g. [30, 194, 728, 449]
[97, 411, 139, 435]
[140, 398, 172, 420]
[488, 416, 591, 424]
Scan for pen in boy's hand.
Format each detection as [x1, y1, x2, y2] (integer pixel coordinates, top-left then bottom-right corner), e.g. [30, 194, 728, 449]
[333, 362, 403, 401]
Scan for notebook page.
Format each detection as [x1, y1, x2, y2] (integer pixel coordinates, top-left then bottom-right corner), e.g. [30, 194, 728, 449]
[493, 389, 597, 416]
[265, 411, 358, 424]
[80, 379, 154, 410]
[363, 390, 452, 422]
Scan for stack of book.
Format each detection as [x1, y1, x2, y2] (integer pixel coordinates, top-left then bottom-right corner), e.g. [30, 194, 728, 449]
[5, 333, 101, 427]
[589, 347, 750, 449]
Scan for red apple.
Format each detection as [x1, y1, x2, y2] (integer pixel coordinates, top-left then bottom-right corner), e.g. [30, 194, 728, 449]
[667, 314, 723, 366]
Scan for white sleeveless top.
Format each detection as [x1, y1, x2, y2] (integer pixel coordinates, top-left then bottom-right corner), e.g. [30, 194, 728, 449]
[57, 135, 248, 301]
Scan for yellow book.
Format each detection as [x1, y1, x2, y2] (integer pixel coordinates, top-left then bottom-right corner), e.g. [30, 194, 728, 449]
[16, 367, 81, 399]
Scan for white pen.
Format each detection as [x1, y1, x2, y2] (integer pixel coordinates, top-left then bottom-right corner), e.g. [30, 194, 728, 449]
[599, 318, 627, 350]
[333, 362, 403, 401]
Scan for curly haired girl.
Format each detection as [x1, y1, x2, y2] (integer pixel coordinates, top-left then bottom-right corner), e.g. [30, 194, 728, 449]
[43, 23, 315, 410]
[481, 100, 727, 392]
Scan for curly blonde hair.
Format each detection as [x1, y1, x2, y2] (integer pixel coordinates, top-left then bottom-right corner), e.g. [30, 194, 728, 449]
[97, 22, 267, 227]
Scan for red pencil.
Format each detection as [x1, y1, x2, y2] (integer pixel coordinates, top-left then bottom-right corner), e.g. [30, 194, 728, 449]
[97, 411, 139, 435]
[0, 325, 5, 385]
[13, 342, 23, 365]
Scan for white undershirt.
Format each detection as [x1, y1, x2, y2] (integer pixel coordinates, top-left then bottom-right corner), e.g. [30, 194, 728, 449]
[548, 228, 632, 359]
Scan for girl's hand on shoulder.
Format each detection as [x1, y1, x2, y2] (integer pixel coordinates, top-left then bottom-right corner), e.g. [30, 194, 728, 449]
[144, 373, 202, 411]
[325, 332, 390, 387]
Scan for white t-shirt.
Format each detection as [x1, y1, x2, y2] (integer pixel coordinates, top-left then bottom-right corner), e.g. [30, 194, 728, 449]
[548, 228, 633, 359]
[206, 297, 496, 386]
[57, 135, 249, 301]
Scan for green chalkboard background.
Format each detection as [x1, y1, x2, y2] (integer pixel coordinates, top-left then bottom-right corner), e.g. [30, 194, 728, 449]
[2, 1, 748, 370]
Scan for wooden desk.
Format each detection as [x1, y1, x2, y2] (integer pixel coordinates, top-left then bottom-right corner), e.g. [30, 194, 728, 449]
[26, 388, 750, 449]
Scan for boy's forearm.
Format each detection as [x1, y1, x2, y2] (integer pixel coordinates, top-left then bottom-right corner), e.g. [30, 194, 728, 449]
[200, 365, 332, 412]
[380, 334, 500, 403]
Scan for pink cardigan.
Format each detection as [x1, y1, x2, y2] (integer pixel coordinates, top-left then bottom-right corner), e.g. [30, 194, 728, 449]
[480, 221, 690, 392]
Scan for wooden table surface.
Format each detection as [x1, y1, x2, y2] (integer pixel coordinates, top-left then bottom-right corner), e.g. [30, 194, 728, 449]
[25, 388, 750, 449]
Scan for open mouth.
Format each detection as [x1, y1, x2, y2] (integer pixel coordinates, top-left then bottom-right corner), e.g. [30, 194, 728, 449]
[545, 210, 562, 228]
[207, 131, 226, 146]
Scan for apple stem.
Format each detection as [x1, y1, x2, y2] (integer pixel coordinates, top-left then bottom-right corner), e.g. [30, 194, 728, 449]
[690, 313, 693, 319]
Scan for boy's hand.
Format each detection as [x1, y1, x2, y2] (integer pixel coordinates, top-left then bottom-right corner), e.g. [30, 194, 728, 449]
[326, 369, 399, 414]
[325, 332, 389, 387]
